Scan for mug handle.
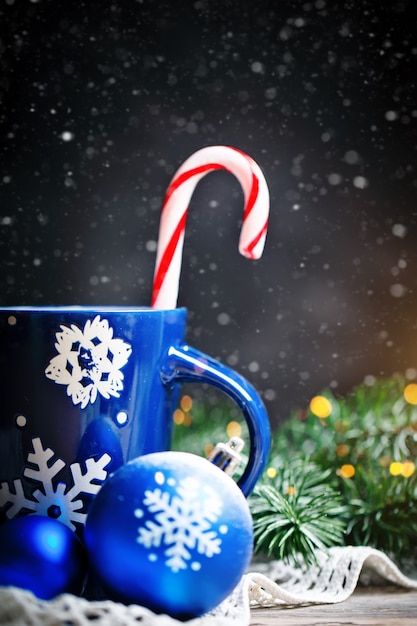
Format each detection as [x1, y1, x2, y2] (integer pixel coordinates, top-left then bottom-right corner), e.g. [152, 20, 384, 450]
[161, 344, 271, 496]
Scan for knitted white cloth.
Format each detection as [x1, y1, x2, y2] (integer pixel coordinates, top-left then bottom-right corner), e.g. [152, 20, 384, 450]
[248, 546, 417, 607]
[1, 547, 416, 625]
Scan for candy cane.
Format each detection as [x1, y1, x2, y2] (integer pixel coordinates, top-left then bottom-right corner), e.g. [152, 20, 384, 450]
[151, 145, 270, 309]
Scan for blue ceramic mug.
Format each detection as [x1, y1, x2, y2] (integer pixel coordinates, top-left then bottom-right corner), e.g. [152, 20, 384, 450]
[0, 306, 270, 534]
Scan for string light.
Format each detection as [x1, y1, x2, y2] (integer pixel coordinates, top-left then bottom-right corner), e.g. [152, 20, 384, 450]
[180, 395, 193, 412]
[338, 464, 355, 478]
[204, 443, 215, 456]
[389, 460, 415, 477]
[309, 395, 332, 418]
[389, 461, 403, 476]
[336, 444, 350, 457]
[226, 421, 242, 438]
[266, 467, 277, 479]
[173, 409, 185, 425]
[402, 461, 415, 478]
[173, 395, 194, 426]
[404, 383, 417, 405]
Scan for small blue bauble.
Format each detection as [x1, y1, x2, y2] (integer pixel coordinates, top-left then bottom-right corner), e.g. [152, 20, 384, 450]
[85, 451, 253, 620]
[0, 515, 86, 599]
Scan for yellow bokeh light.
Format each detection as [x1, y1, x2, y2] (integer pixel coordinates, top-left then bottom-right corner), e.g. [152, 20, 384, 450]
[402, 461, 415, 478]
[339, 464, 355, 479]
[286, 485, 296, 496]
[183, 412, 192, 427]
[173, 409, 184, 425]
[336, 443, 350, 457]
[390, 461, 403, 476]
[204, 443, 214, 456]
[266, 467, 277, 479]
[180, 395, 193, 412]
[309, 395, 332, 418]
[226, 420, 242, 438]
[404, 384, 417, 405]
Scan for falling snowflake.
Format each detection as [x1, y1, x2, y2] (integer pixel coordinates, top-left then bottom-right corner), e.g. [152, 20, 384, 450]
[135, 473, 228, 573]
[0, 437, 111, 531]
[45, 315, 132, 408]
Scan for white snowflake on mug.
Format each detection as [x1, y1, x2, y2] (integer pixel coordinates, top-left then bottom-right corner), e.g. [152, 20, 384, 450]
[45, 315, 132, 408]
[0, 437, 111, 531]
[135, 473, 228, 573]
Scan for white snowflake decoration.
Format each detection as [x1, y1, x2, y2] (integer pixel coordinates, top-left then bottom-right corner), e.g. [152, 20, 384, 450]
[0, 437, 111, 531]
[45, 315, 132, 408]
[135, 473, 228, 573]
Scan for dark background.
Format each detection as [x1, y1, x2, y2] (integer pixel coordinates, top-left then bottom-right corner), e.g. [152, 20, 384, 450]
[1, 0, 417, 429]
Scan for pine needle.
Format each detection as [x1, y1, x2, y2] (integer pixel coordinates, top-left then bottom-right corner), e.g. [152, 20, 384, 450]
[250, 458, 347, 567]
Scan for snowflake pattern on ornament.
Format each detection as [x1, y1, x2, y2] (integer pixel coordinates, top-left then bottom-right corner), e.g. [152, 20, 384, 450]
[135, 473, 228, 573]
[0, 437, 111, 531]
[45, 315, 132, 409]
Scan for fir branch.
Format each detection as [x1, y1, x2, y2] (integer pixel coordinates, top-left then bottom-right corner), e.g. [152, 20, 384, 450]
[173, 374, 417, 567]
[250, 458, 347, 567]
[269, 375, 417, 564]
[342, 463, 417, 558]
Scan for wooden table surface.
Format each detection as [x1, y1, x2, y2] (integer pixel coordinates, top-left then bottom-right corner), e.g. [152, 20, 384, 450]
[249, 586, 417, 625]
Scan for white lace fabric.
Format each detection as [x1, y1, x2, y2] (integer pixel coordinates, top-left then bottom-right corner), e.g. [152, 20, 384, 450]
[0, 578, 250, 626]
[248, 546, 417, 607]
[1, 547, 417, 625]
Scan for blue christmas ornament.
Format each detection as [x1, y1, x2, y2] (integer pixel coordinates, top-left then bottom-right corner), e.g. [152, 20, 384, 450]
[85, 448, 253, 620]
[0, 515, 86, 599]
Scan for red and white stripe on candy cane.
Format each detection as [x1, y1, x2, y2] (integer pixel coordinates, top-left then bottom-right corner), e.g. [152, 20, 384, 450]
[151, 145, 270, 310]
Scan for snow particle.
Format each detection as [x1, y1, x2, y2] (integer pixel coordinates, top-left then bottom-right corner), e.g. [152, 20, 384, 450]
[406, 368, 417, 380]
[390, 283, 406, 298]
[343, 150, 360, 164]
[392, 223, 407, 238]
[15, 414, 27, 427]
[328, 173, 343, 185]
[154, 471, 165, 486]
[265, 87, 277, 100]
[217, 312, 231, 326]
[294, 17, 306, 27]
[227, 352, 239, 366]
[251, 61, 264, 74]
[115, 411, 129, 426]
[353, 176, 369, 189]
[146, 240, 157, 252]
[60, 131, 75, 142]
[385, 110, 398, 121]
